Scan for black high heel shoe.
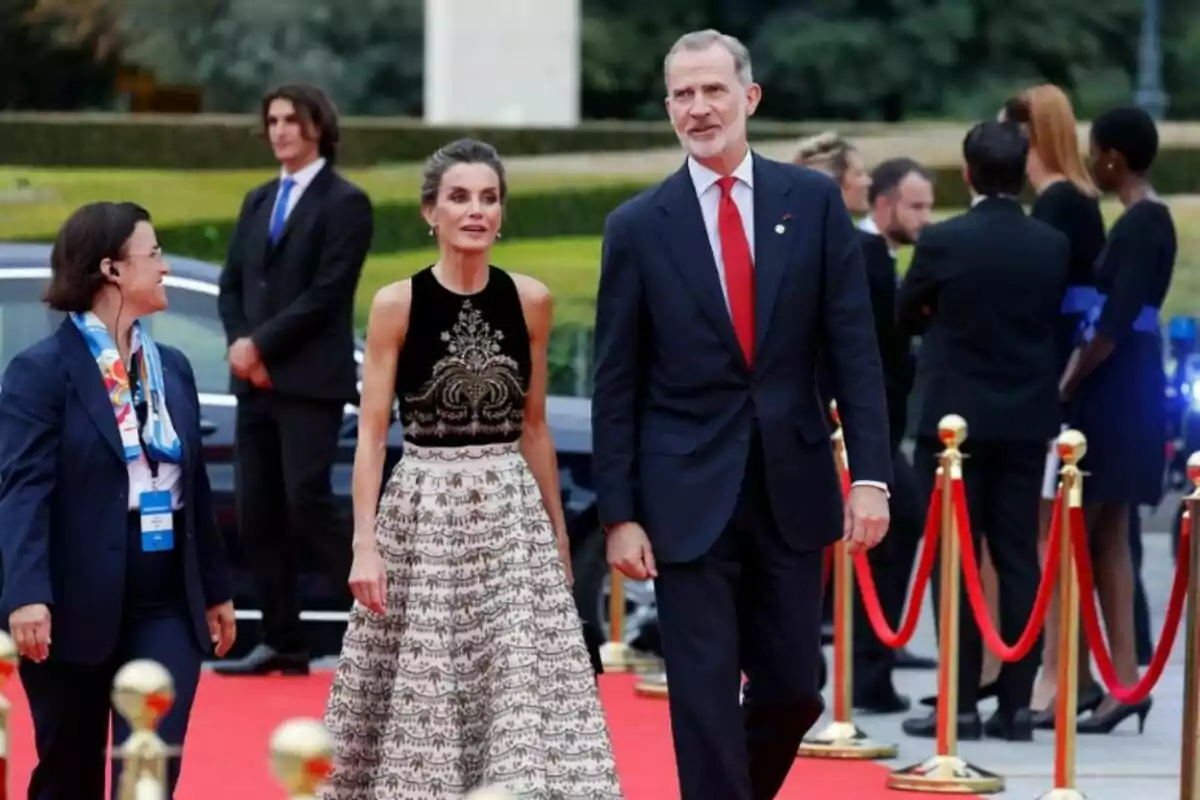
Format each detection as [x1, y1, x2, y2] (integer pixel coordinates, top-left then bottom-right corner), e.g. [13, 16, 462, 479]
[1031, 683, 1105, 730]
[1076, 695, 1153, 735]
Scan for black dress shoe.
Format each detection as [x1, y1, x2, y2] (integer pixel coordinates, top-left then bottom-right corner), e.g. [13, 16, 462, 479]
[853, 689, 912, 715]
[920, 680, 996, 708]
[1031, 684, 1105, 730]
[211, 644, 310, 677]
[820, 621, 834, 645]
[983, 708, 1034, 741]
[1076, 696, 1153, 735]
[902, 710, 982, 740]
[894, 648, 937, 670]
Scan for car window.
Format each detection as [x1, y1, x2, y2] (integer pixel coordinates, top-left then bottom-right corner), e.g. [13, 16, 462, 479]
[141, 286, 229, 395]
[0, 277, 58, 369]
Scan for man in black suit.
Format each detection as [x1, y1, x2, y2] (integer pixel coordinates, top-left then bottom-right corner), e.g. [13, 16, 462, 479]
[592, 29, 892, 799]
[215, 84, 373, 676]
[851, 158, 937, 714]
[897, 121, 1068, 740]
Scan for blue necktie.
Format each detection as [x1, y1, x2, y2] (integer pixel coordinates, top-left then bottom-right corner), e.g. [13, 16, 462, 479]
[269, 177, 296, 242]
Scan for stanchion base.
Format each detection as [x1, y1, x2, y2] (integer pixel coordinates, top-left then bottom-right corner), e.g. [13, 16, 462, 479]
[1034, 790, 1087, 800]
[633, 673, 669, 699]
[888, 755, 1004, 794]
[797, 721, 898, 760]
[598, 642, 661, 674]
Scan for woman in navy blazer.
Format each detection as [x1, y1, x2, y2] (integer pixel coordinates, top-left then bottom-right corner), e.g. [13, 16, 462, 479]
[0, 202, 236, 799]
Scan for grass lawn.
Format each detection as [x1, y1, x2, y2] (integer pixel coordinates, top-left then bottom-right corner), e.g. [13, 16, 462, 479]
[0, 166, 661, 242]
[357, 197, 1200, 326]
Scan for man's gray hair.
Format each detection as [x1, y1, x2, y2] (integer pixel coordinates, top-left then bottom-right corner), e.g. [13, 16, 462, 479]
[663, 29, 754, 87]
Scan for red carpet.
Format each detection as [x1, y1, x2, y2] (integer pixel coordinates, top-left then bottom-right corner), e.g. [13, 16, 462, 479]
[2, 672, 974, 798]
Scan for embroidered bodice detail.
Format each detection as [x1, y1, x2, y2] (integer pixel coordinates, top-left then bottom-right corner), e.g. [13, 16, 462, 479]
[395, 267, 531, 447]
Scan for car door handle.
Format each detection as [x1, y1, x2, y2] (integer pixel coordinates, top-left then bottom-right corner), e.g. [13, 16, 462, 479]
[199, 418, 218, 437]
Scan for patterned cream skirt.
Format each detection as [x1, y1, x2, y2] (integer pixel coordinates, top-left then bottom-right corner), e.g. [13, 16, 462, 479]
[321, 442, 623, 799]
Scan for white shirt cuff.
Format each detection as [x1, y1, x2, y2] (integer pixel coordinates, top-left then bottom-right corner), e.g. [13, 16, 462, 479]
[850, 479, 890, 498]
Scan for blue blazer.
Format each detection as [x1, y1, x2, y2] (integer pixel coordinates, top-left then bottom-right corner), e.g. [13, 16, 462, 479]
[0, 321, 232, 665]
[591, 155, 893, 563]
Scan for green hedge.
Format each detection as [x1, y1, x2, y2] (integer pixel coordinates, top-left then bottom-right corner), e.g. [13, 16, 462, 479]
[152, 147, 1200, 261]
[0, 112, 836, 169]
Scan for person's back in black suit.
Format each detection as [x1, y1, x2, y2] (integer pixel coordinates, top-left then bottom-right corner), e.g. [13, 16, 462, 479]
[215, 85, 374, 676]
[897, 121, 1068, 741]
[850, 159, 938, 714]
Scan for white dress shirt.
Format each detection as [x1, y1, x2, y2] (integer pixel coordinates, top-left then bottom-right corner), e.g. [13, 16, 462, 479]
[270, 157, 327, 228]
[686, 152, 889, 496]
[126, 341, 183, 511]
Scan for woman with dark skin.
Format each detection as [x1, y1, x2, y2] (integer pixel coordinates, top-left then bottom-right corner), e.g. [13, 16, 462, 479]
[1059, 106, 1175, 734]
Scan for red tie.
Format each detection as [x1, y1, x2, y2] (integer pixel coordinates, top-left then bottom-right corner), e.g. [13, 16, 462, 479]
[717, 176, 755, 365]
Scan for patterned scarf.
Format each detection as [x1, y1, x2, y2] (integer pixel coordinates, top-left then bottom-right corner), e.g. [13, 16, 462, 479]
[71, 311, 182, 464]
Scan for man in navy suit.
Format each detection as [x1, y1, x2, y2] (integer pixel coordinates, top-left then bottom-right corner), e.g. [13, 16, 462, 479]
[591, 29, 893, 800]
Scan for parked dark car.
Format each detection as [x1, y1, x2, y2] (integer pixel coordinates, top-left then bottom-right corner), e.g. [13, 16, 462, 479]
[0, 244, 654, 660]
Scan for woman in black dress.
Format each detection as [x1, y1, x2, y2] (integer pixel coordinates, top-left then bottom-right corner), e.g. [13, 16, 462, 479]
[1059, 106, 1175, 734]
[1001, 85, 1107, 725]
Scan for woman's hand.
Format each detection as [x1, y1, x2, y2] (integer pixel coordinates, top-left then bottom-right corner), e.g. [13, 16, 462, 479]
[9, 603, 51, 662]
[557, 533, 574, 588]
[206, 601, 237, 657]
[349, 543, 388, 615]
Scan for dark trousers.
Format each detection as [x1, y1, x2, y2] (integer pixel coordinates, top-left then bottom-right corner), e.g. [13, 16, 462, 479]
[22, 514, 204, 799]
[235, 392, 350, 653]
[655, 435, 825, 800]
[853, 446, 923, 695]
[915, 436, 1044, 713]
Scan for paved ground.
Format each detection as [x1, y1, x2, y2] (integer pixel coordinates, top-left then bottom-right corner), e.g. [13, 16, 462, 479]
[813, 501, 1194, 799]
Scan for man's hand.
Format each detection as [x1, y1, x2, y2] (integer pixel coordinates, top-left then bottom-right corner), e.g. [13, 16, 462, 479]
[206, 601, 237, 657]
[9, 603, 51, 663]
[606, 522, 657, 580]
[844, 485, 889, 555]
[228, 337, 260, 378]
[249, 361, 273, 390]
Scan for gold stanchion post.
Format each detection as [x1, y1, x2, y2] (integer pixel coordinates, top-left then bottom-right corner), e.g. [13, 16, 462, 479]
[1037, 429, 1087, 800]
[113, 659, 177, 800]
[798, 401, 897, 759]
[1180, 452, 1200, 800]
[270, 718, 334, 800]
[600, 568, 659, 673]
[0, 631, 17, 799]
[890, 414, 1004, 794]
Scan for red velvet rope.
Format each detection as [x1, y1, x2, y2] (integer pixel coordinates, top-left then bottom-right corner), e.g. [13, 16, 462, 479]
[952, 478, 1061, 661]
[1071, 507, 1191, 705]
[852, 480, 942, 649]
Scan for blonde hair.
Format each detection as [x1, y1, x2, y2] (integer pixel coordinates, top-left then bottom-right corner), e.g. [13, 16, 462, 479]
[1003, 85, 1097, 196]
[792, 131, 857, 183]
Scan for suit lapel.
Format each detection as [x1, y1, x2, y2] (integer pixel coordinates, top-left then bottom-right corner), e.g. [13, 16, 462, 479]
[751, 155, 795, 352]
[243, 182, 275, 273]
[655, 165, 746, 365]
[57, 322, 126, 463]
[161, 353, 193, 475]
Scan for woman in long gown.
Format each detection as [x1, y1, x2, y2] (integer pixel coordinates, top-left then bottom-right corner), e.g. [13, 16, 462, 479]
[321, 138, 623, 798]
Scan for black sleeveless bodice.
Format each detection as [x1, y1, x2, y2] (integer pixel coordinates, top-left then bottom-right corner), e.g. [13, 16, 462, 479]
[395, 266, 531, 447]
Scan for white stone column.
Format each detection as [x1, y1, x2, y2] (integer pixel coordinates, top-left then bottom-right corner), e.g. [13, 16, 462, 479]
[423, 0, 580, 127]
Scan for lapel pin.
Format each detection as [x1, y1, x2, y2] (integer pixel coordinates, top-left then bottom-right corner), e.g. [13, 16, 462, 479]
[774, 224, 786, 234]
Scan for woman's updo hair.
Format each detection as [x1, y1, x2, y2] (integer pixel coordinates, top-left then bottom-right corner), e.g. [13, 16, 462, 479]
[1091, 106, 1160, 175]
[792, 131, 856, 182]
[419, 138, 509, 207]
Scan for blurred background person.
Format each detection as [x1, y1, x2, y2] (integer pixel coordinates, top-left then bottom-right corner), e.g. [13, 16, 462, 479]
[1000, 83, 1109, 727]
[321, 139, 620, 797]
[898, 120, 1068, 741]
[851, 156, 938, 715]
[794, 131, 872, 216]
[215, 84, 374, 677]
[1058, 105, 1175, 734]
[0, 202, 236, 799]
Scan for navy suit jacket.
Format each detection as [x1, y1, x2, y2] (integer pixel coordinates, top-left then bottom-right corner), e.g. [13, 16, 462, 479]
[592, 154, 892, 563]
[0, 321, 232, 665]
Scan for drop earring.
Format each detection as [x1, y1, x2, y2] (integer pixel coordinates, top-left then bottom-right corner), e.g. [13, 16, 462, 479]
[497, 230, 503, 239]
[428, 227, 435, 237]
